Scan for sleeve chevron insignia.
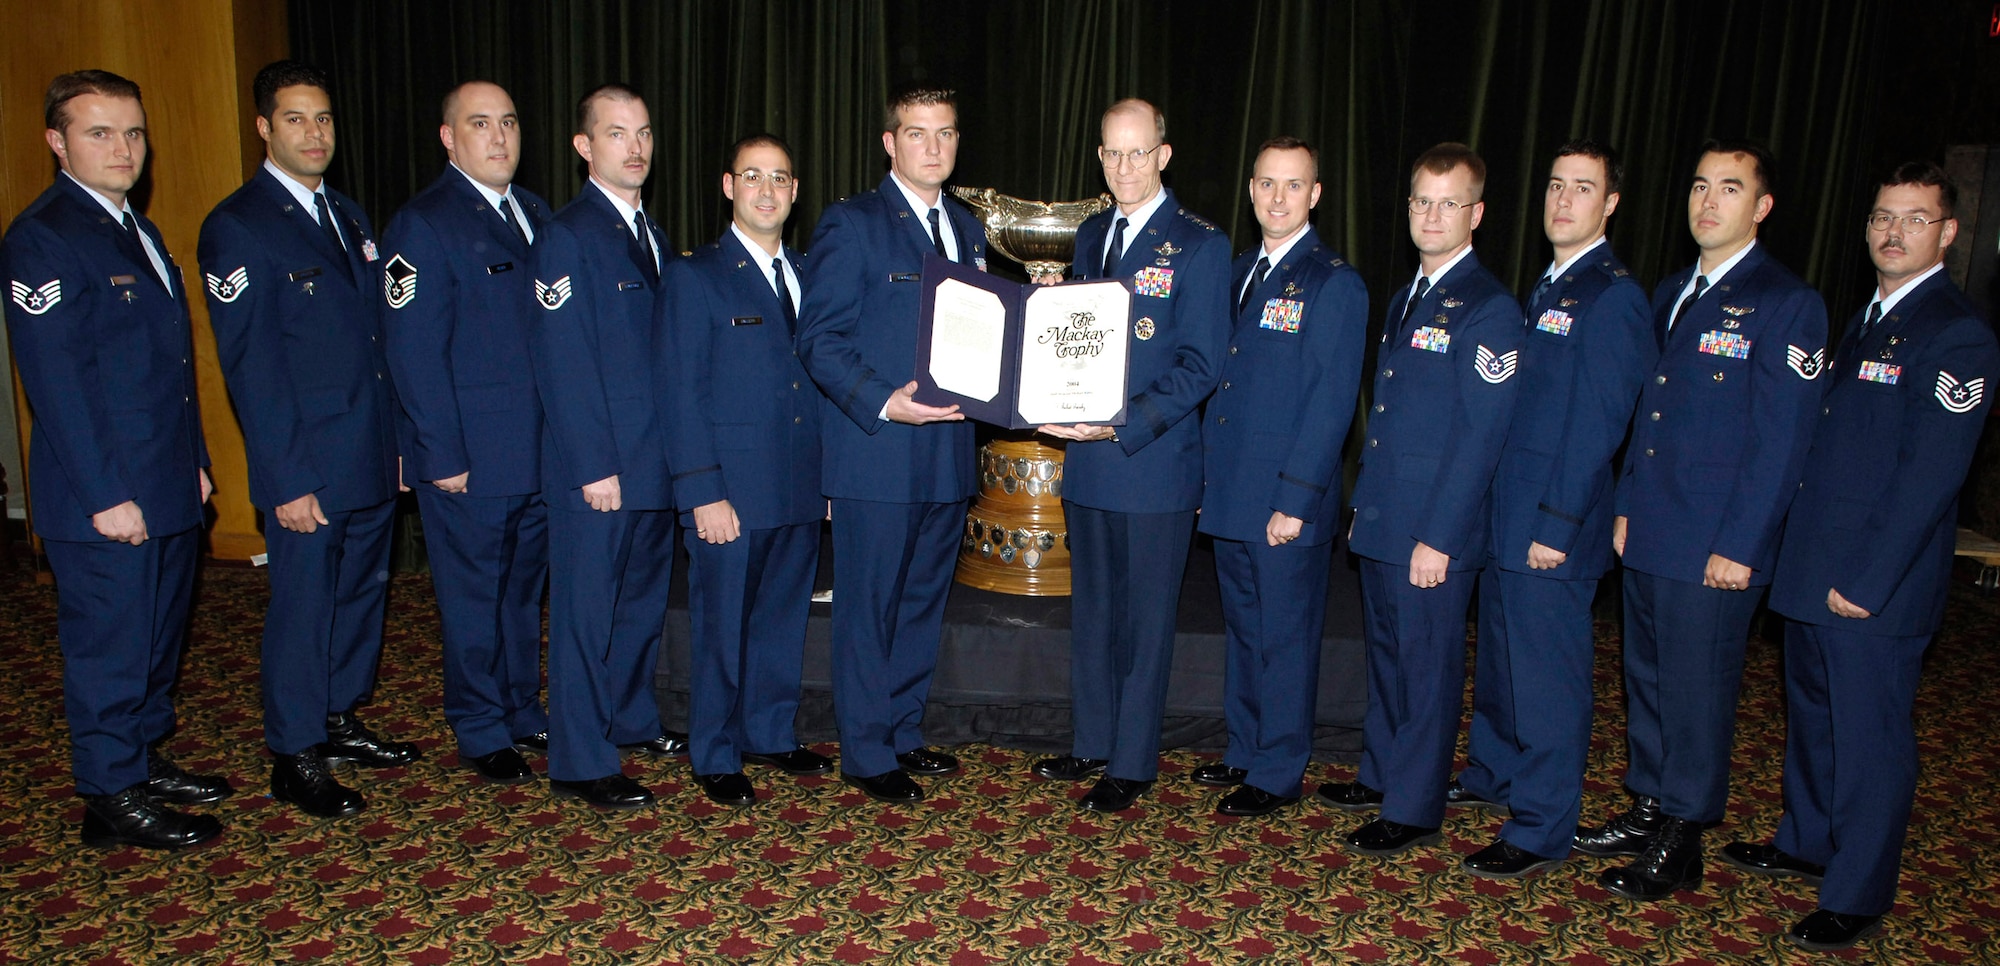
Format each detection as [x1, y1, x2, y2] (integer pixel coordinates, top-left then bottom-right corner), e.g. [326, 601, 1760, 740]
[1474, 344, 1518, 383]
[9, 278, 62, 315]
[1936, 371, 1986, 413]
[1786, 344, 1825, 380]
[535, 275, 573, 310]
[204, 267, 249, 304]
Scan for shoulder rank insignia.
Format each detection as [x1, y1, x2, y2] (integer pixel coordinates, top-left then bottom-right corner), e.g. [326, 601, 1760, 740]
[1936, 371, 1985, 413]
[1785, 345, 1824, 380]
[1474, 345, 1519, 383]
[382, 255, 417, 309]
[1721, 305, 1753, 317]
[1154, 241, 1181, 258]
[1441, 298, 1464, 309]
[204, 269, 249, 304]
[535, 275, 573, 310]
[9, 279, 61, 315]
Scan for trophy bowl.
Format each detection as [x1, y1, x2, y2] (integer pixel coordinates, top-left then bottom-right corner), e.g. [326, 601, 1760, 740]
[952, 186, 1114, 279]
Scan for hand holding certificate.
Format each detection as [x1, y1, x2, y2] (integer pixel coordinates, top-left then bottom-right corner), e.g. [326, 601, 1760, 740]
[914, 254, 1131, 428]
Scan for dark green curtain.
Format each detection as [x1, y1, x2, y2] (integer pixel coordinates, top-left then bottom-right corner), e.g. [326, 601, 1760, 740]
[292, 0, 1979, 327]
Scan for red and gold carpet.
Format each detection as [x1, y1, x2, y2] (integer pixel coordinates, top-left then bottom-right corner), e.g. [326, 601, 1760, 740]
[2, 557, 1997, 964]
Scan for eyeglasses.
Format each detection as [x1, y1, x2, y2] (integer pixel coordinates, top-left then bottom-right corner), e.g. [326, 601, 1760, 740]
[1866, 213, 1941, 233]
[731, 169, 794, 189]
[1408, 198, 1472, 216]
[1099, 145, 1163, 169]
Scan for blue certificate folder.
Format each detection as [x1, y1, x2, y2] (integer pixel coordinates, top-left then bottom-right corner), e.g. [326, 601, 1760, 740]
[913, 254, 1130, 429]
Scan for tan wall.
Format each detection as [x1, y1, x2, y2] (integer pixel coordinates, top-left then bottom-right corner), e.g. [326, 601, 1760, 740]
[1, 0, 287, 560]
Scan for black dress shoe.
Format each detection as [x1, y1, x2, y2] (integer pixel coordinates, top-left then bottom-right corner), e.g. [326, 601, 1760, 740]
[145, 747, 233, 805]
[81, 787, 223, 850]
[1600, 817, 1703, 901]
[741, 747, 834, 776]
[464, 747, 534, 784]
[895, 747, 959, 777]
[512, 731, 550, 753]
[320, 712, 421, 768]
[550, 774, 655, 810]
[1574, 795, 1665, 858]
[1787, 910, 1882, 951]
[1720, 841, 1826, 886]
[1033, 755, 1109, 782]
[1345, 819, 1443, 856]
[1313, 781, 1383, 812]
[696, 772, 757, 807]
[1217, 785, 1300, 817]
[1079, 776, 1153, 813]
[1191, 763, 1249, 788]
[1463, 838, 1565, 879]
[272, 751, 365, 818]
[621, 731, 690, 757]
[1444, 778, 1499, 811]
[843, 769, 924, 804]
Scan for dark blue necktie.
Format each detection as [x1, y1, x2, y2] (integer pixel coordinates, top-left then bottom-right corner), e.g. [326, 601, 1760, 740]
[774, 257, 796, 327]
[1103, 217, 1128, 278]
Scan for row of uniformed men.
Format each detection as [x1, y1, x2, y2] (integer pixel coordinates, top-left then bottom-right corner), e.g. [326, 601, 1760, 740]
[5, 60, 1991, 953]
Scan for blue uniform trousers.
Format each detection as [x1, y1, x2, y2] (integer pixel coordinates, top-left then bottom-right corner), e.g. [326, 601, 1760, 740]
[545, 508, 673, 781]
[1213, 536, 1332, 798]
[1774, 621, 1927, 917]
[415, 488, 549, 757]
[1469, 564, 1598, 857]
[1066, 504, 1198, 783]
[1356, 557, 1478, 829]
[1620, 568, 1763, 823]
[261, 498, 395, 755]
[683, 521, 819, 775]
[829, 498, 964, 778]
[45, 528, 200, 795]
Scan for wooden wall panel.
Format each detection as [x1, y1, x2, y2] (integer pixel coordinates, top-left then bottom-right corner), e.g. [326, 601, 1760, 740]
[0, 0, 287, 560]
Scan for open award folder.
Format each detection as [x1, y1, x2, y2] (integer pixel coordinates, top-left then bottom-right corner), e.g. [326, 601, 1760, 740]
[912, 254, 1131, 428]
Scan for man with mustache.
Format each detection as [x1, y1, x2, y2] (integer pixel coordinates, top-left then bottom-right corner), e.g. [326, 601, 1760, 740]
[201, 60, 417, 820]
[529, 84, 685, 810]
[1584, 139, 1828, 901]
[1724, 161, 1997, 950]
[380, 81, 553, 787]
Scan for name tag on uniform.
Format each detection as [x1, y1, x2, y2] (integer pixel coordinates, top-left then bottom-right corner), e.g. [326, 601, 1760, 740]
[1259, 298, 1303, 333]
[1858, 360, 1901, 385]
[288, 267, 323, 282]
[1699, 330, 1751, 359]
[1134, 266, 1174, 298]
[889, 272, 920, 283]
[1535, 309, 1573, 336]
[109, 274, 138, 286]
[486, 262, 513, 275]
[1411, 326, 1451, 352]
[732, 316, 764, 326]
[617, 280, 644, 291]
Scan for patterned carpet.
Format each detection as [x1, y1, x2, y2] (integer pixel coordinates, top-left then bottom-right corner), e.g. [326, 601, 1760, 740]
[1, 553, 1997, 965]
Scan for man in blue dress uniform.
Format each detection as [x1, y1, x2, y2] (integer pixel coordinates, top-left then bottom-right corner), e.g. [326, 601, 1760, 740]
[661, 134, 832, 807]
[529, 84, 685, 810]
[1452, 140, 1655, 874]
[1028, 99, 1229, 814]
[1324, 143, 1521, 857]
[380, 81, 552, 787]
[200, 61, 418, 820]
[795, 84, 987, 805]
[1191, 136, 1365, 818]
[1583, 140, 1828, 901]
[1723, 162, 1997, 951]
[3, 70, 228, 848]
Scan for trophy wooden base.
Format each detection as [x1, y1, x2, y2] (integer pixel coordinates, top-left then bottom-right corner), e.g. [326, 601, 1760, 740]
[955, 439, 1071, 596]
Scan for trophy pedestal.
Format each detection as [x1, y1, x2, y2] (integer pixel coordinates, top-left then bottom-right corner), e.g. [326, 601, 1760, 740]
[956, 439, 1071, 596]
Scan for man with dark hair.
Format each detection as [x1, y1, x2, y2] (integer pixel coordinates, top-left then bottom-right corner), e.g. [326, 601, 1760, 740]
[796, 82, 988, 805]
[1723, 162, 1997, 950]
[3, 69, 226, 849]
[200, 59, 417, 819]
[529, 83, 683, 810]
[1192, 135, 1365, 817]
[1451, 139, 1655, 875]
[1324, 142, 1521, 856]
[380, 81, 552, 787]
[661, 133, 830, 807]
[1583, 139, 1828, 901]
[1029, 97, 1230, 815]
